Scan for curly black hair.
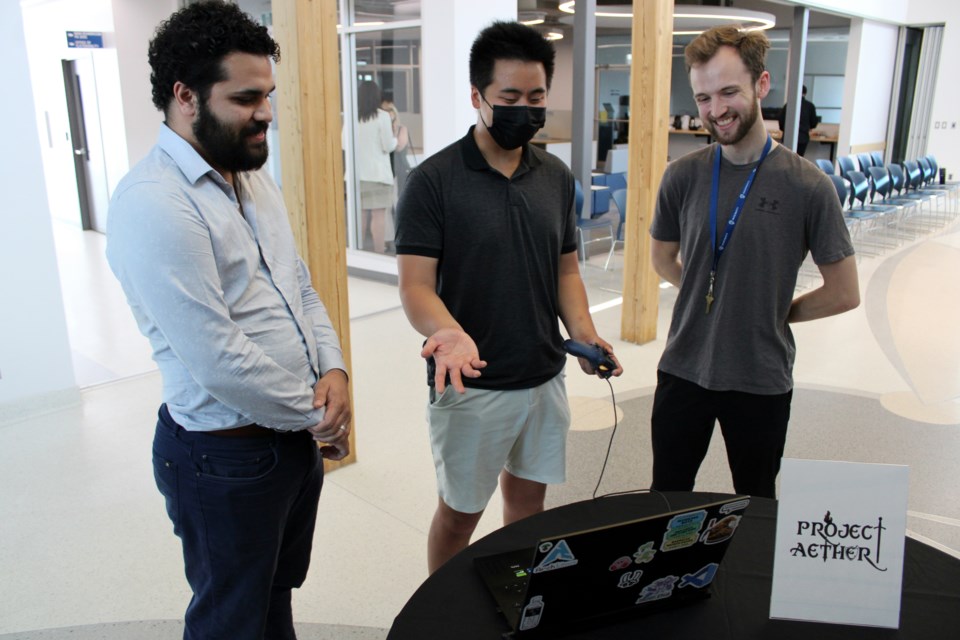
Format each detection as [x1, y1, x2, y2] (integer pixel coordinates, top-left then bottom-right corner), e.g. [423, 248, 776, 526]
[148, 0, 280, 113]
[469, 21, 555, 96]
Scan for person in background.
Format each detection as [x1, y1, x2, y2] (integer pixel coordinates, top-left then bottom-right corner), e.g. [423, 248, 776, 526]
[106, 2, 351, 638]
[356, 80, 406, 253]
[381, 92, 413, 198]
[395, 21, 622, 574]
[777, 84, 820, 157]
[649, 25, 859, 500]
[380, 92, 412, 253]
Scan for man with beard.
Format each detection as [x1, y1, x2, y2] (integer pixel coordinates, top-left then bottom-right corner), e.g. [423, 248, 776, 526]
[106, 2, 350, 638]
[648, 25, 859, 499]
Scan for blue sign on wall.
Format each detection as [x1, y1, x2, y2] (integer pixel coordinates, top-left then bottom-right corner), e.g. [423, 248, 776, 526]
[66, 32, 104, 49]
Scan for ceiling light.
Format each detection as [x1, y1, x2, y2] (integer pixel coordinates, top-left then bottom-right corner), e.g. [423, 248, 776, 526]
[546, 32, 564, 41]
[522, 18, 545, 25]
[558, 2, 776, 35]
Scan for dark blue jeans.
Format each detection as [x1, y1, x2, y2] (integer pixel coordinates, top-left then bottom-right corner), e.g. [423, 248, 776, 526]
[650, 371, 792, 499]
[153, 405, 323, 640]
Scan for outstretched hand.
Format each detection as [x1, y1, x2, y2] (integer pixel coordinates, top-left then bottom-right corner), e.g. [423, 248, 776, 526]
[421, 328, 487, 393]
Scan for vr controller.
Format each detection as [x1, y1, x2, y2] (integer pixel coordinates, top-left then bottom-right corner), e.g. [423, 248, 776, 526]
[563, 340, 616, 379]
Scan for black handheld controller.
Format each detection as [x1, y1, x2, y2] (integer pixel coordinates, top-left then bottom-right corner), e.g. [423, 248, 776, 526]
[562, 340, 616, 379]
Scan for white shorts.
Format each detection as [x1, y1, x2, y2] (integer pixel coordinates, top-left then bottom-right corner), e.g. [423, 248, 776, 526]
[427, 373, 570, 514]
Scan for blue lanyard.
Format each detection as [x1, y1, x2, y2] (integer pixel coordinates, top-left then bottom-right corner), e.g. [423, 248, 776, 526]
[705, 135, 772, 314]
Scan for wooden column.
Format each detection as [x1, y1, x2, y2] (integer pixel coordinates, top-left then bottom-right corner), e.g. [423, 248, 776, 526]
[620, 0, 673, 344]
[273, 0, 356, 469]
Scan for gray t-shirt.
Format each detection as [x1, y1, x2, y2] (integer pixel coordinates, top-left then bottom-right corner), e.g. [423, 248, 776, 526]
[650, 143, 854, 394]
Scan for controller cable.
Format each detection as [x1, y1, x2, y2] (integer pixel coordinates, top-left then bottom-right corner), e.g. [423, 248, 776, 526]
[592, 376, 619, 499]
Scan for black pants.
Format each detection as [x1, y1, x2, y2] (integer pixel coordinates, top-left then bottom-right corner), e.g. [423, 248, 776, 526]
[650, 371, 791, 499]
[154, 405, 323, 640]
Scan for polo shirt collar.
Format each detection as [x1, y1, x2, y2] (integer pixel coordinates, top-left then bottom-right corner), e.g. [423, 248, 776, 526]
[157, 123, 228, 187]
[460, 125, 542, 175]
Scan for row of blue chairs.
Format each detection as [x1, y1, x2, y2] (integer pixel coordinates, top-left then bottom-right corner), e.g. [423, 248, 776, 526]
[817, 152, 957, 257]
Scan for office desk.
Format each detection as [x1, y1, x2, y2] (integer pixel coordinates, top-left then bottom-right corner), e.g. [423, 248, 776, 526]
[388, 492, 960, 639]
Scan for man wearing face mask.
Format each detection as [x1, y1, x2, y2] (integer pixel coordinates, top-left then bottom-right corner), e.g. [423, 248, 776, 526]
[395, 21, 622, 574]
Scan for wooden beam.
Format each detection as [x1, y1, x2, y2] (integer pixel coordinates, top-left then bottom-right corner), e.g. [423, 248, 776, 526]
[621, 0, 673, 344]
[273, 0, 356, 469]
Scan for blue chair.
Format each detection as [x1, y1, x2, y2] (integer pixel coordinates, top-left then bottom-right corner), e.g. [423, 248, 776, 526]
[837, 156, 857, 179]
[830, 174, 862, 252]
[856, 153, 874, 172]
[828, 174, 848, 209]
[604, 188, 628, 270]
[870, 151, 884, 167]
[815, 159, 835, 175]
[604, 171, 627, 195]
[574, 179, 615, 267]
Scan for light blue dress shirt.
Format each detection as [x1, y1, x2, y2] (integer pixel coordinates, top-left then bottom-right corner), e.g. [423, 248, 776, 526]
[107, 124, 345, 431]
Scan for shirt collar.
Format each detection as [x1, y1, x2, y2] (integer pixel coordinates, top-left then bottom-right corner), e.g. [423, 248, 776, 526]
[157, 123, 228, 187]
[460, 125, 542, 174]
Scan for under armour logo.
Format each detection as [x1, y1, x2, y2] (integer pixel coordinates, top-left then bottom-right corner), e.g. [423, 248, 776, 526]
[757, 197, 780, 212]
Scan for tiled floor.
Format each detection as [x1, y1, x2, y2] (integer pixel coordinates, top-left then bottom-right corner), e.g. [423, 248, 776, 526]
[1, 212, 958, 636]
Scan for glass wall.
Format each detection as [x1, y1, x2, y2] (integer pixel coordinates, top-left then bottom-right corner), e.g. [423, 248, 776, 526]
[339, 1, 422, 257]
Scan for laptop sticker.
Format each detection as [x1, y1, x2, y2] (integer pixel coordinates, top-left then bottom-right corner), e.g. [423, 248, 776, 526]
[721, 499, 750, 514]
[617, 569, 644, 589]
[532, 539, 579, 573]
[518, 595, 545, 631]
[635, 575, 679, 603]
[609, 556, 632, 571]
[633, 541, 657, 564]
[661, 510, 708, 552]
[700, 515, 741, 545]
[679, 562, 719, 589]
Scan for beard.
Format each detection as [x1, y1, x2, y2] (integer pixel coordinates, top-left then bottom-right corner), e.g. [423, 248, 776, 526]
[705, 92, 759, 146]
[193, 99, 269, 172]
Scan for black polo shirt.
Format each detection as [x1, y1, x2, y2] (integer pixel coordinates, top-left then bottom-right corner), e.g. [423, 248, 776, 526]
[395, 126, 578, 390]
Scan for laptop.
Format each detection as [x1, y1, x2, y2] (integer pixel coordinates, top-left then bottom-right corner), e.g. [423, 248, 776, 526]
[474, 495, 750, 638]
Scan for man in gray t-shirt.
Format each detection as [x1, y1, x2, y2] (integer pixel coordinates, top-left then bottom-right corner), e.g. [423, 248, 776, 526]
[648, 26, 859, 498]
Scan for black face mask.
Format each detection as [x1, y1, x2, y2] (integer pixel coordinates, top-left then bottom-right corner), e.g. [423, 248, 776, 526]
[481, 98, 546, 150]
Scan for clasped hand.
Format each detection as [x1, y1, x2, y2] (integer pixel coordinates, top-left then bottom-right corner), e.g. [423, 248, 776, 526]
[307, 369, 352, 460]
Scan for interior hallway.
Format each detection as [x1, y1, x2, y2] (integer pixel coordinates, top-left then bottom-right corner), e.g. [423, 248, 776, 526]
[1, 213, 959, 637]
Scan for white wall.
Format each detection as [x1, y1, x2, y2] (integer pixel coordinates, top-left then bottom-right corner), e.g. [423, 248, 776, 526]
[420, 0, 516, 158]
[21, 0, 127, 227]
[839, 19, 899, 155]
[111, 0, 175, 166]
[908, 0, 960, 180]
[0, 1, 78, 415]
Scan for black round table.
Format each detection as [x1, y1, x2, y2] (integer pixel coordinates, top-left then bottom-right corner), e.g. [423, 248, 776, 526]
[388, 491, 960, 639]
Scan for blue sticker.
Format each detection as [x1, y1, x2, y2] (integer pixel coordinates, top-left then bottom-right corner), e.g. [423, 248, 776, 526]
[635, 575, 679, 603]
[533, 539, 579, 573]
[679, 563, 719, 589]
[661, 510, 708, 551]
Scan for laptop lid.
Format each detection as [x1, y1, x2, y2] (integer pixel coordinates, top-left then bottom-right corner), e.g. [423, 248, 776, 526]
[478, 495, 751, 637]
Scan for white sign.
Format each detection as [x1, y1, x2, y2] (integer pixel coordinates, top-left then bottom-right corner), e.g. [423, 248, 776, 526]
[770, 458, 909, 629]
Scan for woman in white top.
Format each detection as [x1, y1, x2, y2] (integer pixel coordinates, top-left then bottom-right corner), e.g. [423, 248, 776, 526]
[356, 81, 406, 253]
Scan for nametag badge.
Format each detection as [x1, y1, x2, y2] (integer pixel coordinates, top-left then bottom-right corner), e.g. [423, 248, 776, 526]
[770, 458, 909, 629]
